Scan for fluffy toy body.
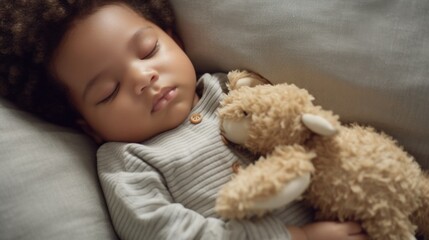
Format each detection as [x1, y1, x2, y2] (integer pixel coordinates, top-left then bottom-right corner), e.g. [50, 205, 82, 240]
[215, 70, 429, 240]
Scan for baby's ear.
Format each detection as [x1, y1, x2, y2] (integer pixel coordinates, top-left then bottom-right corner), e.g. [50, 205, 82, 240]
[167, 29, 185, 49]
[76, 119, 104, 144]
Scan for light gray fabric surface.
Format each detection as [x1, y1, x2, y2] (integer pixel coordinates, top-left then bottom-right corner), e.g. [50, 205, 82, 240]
[0, 98, 118, 240]
[171, 0, 429, 169]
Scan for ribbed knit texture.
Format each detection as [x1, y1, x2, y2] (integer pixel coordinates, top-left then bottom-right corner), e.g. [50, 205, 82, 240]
[97, 73, 313, 240]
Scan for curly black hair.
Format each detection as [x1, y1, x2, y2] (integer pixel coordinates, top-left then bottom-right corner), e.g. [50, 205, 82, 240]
[0, 0, 175, 128]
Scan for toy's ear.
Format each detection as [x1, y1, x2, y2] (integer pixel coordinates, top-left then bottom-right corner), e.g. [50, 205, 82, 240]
[233, 77, 263, 89]
[227, 70, 271, 90]
[301, 113, 338, 136]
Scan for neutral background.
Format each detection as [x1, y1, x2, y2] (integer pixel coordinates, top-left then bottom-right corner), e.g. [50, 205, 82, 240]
[171, 0, 429, 169]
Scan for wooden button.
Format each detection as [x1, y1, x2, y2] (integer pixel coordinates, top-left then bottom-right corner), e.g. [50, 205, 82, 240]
[190, 113, 202, 124]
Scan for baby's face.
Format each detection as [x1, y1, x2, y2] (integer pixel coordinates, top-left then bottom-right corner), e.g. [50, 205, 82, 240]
[52, 4, 197, 142]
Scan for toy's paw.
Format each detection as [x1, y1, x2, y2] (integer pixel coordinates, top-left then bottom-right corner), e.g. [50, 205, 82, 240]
[216, 145, 315, 219]
[250, 173, 311, 210]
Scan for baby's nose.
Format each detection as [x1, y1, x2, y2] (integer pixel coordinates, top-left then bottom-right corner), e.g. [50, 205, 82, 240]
[132, 68, 159, 94]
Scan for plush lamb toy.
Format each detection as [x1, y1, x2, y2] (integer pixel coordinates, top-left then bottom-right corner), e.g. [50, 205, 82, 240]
[215, 70, 429, 240]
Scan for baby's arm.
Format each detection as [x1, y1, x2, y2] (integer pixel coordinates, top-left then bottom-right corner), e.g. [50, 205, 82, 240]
[287, 222, 368, 240]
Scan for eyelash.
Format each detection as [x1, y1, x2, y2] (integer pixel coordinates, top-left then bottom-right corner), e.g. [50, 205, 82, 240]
[97, 83, 120, 105]
[144, 41, 159, 59]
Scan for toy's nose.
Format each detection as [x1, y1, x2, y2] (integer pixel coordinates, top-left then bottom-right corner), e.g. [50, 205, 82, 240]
[221, 118, 250, 145]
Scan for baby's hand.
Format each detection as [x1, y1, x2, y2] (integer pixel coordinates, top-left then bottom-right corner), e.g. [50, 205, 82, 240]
[287, 221, 368, 240]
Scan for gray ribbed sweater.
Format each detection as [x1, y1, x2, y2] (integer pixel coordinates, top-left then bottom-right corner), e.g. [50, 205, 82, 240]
[97, 73, 313, 240]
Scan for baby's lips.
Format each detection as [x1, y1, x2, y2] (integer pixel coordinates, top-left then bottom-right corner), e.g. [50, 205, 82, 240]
[152, 87, 177, 112]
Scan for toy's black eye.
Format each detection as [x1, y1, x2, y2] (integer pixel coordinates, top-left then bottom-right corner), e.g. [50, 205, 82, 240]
[243, 111, 248, 116]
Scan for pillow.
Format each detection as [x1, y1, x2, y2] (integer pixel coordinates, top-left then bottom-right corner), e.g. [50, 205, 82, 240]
[0, 98, 118, 239]
[171, 0, 429, 169]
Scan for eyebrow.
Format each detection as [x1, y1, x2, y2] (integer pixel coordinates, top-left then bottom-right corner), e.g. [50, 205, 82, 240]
[130, 26, 152, 45]
[81, 27, 153, 101]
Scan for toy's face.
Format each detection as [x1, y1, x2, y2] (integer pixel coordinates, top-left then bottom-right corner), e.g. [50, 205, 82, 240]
[219, 84, 315, 154]
[220, 110, 250, 145]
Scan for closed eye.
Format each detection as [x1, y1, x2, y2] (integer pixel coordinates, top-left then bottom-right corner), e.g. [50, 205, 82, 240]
[144, 41, 159, 59]
[97, 83, 120, 105]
